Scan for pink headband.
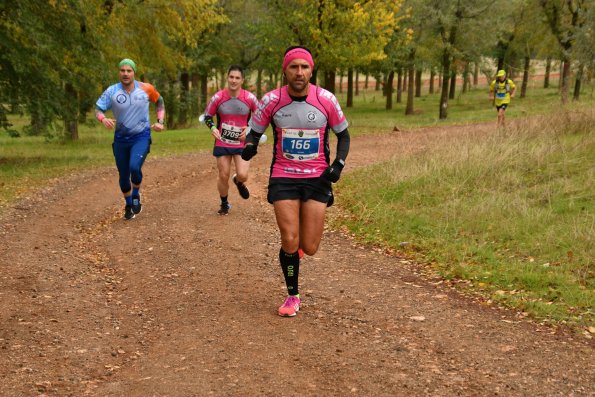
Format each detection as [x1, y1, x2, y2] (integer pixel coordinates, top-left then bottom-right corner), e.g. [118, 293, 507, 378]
[282, 48, 314, 71]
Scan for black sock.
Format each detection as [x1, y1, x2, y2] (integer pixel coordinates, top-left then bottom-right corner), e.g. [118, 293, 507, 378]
[220, 196, 228, 204]
[279, 248, 300, 296]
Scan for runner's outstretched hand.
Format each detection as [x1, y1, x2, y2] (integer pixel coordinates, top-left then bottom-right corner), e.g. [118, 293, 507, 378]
[321, 159, 344, 183]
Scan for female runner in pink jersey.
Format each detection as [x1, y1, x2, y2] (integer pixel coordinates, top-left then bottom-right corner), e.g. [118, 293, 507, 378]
[203, 65, 259, 215]
[242, 46, 351, 317]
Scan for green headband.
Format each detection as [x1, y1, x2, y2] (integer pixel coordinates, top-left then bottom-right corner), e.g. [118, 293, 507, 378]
[118, 58, 137, 73]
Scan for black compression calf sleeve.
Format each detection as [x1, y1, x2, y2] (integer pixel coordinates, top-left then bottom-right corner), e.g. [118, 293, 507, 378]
[279, 248, 300, 296]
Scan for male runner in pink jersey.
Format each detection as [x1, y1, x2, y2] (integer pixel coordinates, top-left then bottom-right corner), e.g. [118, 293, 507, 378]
[202, 65, 259, 215]
[242, 46, 351, 317]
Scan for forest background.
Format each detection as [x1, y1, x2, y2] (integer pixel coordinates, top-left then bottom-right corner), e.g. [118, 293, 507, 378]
[1, 0, 592, 136]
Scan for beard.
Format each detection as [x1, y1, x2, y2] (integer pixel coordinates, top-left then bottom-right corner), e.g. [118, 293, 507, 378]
[287, 78, 309, 94]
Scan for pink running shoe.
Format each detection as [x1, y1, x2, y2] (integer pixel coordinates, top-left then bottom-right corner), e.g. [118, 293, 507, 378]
[278, 295, 301, 317]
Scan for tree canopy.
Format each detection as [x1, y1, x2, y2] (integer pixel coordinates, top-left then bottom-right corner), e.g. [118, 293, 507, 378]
[1, 0, 591, 136]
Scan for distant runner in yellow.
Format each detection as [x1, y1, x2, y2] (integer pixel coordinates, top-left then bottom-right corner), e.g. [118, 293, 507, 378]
[489, 70, 516, 127]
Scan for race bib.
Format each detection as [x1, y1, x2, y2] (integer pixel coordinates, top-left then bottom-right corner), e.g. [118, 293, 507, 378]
[220, 123, 243, 145]
[281, 128, 320, 161]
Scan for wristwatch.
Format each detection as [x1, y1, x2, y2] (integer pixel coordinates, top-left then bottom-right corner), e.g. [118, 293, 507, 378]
[157, 119, 164, 124]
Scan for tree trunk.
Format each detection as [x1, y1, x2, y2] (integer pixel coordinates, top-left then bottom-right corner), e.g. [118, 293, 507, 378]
[339, 72, 343, 94]
[462, 62, 470, 93]
[402, 69, 407, 94]
[406, 63, 415, 115]
[256, 69, 263, 98]
[560, 57, 571, 103]
[347, 68, 354, 107]
[439, 51, 451, 120]
[415, 68, 422, 97]
[386, 70, 394, 110]
[448, 68, 457, 100]
[473, 62, 479, 86]
[189, 73, 199, 119]
[429, 68, 435, 94]
[65, 118, 78, 141]
[521, 56, 530, 98]
[29, 98, 50, 136]
[382, 73, 388, 97]
[178, 72, 190, 126]
[355, 70, 359, 96]
[325, 70, 336, 94]
[544, 57, 551, 88]
[364, 74, 369, 89]
[375, 73, 381, 91]
[64, 83, 79, 140]
[559, 59, 564, 91]
[573, 63, 584, 101]
[497, 58, 504, 72]
[396, 68, 403, 103]
[199, 74, 208, 111]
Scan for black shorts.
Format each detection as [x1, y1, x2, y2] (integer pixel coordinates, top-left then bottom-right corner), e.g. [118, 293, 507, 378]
[213, 146, 243, 157]
[496, 104, 508, 111]
[267, 177, 334, 207]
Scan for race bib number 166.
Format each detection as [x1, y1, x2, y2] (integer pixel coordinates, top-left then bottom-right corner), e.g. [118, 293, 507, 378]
[281, 128, 320, 161]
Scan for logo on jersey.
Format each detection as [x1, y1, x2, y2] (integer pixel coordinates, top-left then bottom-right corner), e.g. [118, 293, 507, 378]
[298, 130, 304, 137]
[116, 94, 127, 104]
[307, 111, 316, 121]
[259, 92, 279, 110]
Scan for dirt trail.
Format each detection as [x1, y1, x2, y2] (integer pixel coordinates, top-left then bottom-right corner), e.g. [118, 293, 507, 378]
[0, 123, 592, 396]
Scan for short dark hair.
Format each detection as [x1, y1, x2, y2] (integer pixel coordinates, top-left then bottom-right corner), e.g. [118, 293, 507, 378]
[227, 64, 244, 78]
[284, 46, 312, 56]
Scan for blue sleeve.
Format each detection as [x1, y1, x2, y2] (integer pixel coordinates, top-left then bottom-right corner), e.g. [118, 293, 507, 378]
[96, 85, 115, 112]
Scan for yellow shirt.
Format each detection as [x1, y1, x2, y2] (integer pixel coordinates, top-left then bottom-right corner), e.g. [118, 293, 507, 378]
[490, 78, 516, 106]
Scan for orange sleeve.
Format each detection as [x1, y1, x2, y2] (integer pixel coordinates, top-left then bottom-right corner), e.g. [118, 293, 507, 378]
[141, 83, 161, 103]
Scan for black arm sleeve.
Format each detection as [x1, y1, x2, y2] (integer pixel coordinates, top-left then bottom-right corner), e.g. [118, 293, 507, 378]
[246, 128, 263, 146]
[204, 115, 215, 130]
[335, 128, 350, 164]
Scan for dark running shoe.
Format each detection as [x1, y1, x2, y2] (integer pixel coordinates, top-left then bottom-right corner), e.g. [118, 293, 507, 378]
[232, 174, 250, 199]
[218, 202, 231, 215]
[124, 205, 135, 220]
[132, 195, 142, 215]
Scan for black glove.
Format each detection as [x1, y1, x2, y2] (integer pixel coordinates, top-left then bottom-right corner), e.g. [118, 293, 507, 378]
[321, 159, 344, 183]
[241, 143, 258, 161]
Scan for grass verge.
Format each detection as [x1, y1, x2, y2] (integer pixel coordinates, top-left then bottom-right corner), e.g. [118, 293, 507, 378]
[334, 108, 594, 332]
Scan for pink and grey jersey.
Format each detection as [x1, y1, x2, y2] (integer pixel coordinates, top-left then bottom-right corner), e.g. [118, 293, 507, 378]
[249, 85, 348, 178]
[204, 89, 259, 149]
[96, 81, 160, 142]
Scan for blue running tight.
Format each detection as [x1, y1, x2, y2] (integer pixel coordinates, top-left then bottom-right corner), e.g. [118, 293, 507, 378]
[112, 138, 151, 193]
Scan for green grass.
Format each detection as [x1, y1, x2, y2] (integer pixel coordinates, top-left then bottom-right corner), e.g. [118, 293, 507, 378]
[335, 108, 594, 330]
[335, 82, 592, 133]
[0, 119, 214, 205]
